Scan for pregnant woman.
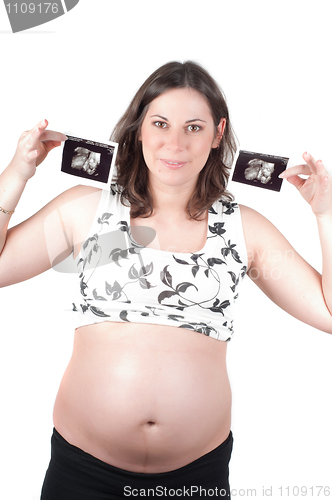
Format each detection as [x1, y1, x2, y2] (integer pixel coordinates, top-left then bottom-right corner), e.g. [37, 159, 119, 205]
[0, 61, 331, 499]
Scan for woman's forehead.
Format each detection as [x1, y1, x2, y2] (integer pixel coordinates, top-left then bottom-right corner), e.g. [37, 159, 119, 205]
[147, 88, 213, 120]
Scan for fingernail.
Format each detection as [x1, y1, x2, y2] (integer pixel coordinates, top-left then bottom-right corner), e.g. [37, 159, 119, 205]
[279, 172, 285, 178]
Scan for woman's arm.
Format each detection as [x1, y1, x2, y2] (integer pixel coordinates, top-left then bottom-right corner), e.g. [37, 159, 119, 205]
[280, 153, 332, 316]
[0, 120, 101, 287]
[316, 214, 332, 315]
[241, 153, 332, 334]
[0, 119, 66, 254]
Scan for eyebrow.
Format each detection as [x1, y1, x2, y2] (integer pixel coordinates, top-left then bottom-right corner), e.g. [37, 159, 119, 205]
[150, 114, 207, 123]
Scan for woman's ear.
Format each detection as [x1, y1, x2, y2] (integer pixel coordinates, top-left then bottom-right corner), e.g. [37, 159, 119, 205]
[212, 118, 226, 149]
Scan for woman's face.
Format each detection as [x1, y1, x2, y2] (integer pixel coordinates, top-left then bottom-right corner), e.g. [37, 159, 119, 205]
[139, 88, 225, 193]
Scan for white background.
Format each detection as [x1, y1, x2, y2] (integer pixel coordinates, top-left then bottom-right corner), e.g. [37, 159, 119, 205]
[0, 1, 331, 499]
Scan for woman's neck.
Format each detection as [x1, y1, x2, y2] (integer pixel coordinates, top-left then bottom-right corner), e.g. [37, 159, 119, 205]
[148, 180, 195, 218]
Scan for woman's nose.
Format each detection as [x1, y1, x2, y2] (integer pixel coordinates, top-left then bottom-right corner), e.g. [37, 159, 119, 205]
[165, 128, 186, 151]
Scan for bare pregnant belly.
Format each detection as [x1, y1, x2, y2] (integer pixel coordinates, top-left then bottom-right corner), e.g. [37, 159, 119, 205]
[53, 322, 232, 473]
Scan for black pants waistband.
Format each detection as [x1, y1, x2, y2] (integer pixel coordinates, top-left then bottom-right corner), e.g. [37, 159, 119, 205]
[41, 428, 233, 499]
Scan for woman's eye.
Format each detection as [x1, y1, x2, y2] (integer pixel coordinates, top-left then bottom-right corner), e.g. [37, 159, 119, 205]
[154, 121, 167, 129]
[187, 125, 201, 132]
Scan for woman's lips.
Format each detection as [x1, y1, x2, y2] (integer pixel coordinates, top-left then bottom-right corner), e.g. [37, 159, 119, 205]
[160, 159, 188, 170]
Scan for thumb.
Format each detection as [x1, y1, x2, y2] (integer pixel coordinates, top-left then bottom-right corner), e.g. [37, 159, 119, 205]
[285, 175, 306, 190]
[45, 140, 63, 153]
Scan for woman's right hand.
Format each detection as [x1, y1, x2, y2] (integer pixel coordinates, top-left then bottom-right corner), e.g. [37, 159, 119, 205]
[9, 119, 67, 182]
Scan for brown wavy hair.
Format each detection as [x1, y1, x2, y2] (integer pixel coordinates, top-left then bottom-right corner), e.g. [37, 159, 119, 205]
[110, 61, 236, 219]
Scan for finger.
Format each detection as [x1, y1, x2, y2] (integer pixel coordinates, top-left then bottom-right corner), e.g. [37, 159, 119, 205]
[315, 160, 331, 193]
[316, 159, 330, 178]
[21, 121, 46, 149]
[19, 119, 47, 141]
[307, 157, 331, 189]
[19, 124, 47, 163]
[279, 164, 311, 179]
[34, 118, 48, 132]
[25, 127, 66, 155]
[43, 140, 63, 153]
[29, 119, 49, 141]
[303, 152, 319, 175]
[39, 129, 68, 143]
[24, 126, 43, 151]
[27, 149, 39, 161]
[284, 175, 307, 190]
[20, 131, 29, 140]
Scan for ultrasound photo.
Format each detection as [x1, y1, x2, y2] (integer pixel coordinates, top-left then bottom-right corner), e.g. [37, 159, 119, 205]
[71, 148, 101, 175]
[232, 150, 289, 192]
[61, 135, 118, 187]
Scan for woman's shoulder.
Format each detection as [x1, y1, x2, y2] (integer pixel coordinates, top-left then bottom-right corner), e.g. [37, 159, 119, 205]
[59, 183, 126, 212]
[237, 203, 289, 266]
[238, 203, 276, 231]
[65, 182, 126, 226]
[53, 184, 103, 208]
[48, 185, 104, 241]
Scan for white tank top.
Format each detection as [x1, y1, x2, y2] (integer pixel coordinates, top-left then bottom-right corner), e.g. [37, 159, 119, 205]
[72, 185, 248, 341]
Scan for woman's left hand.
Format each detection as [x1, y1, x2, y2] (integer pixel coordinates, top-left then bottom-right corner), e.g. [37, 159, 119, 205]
[279, 152, 332, 217]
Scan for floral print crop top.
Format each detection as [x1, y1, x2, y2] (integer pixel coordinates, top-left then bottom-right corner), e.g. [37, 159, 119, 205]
[72, 185, 248, 341]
